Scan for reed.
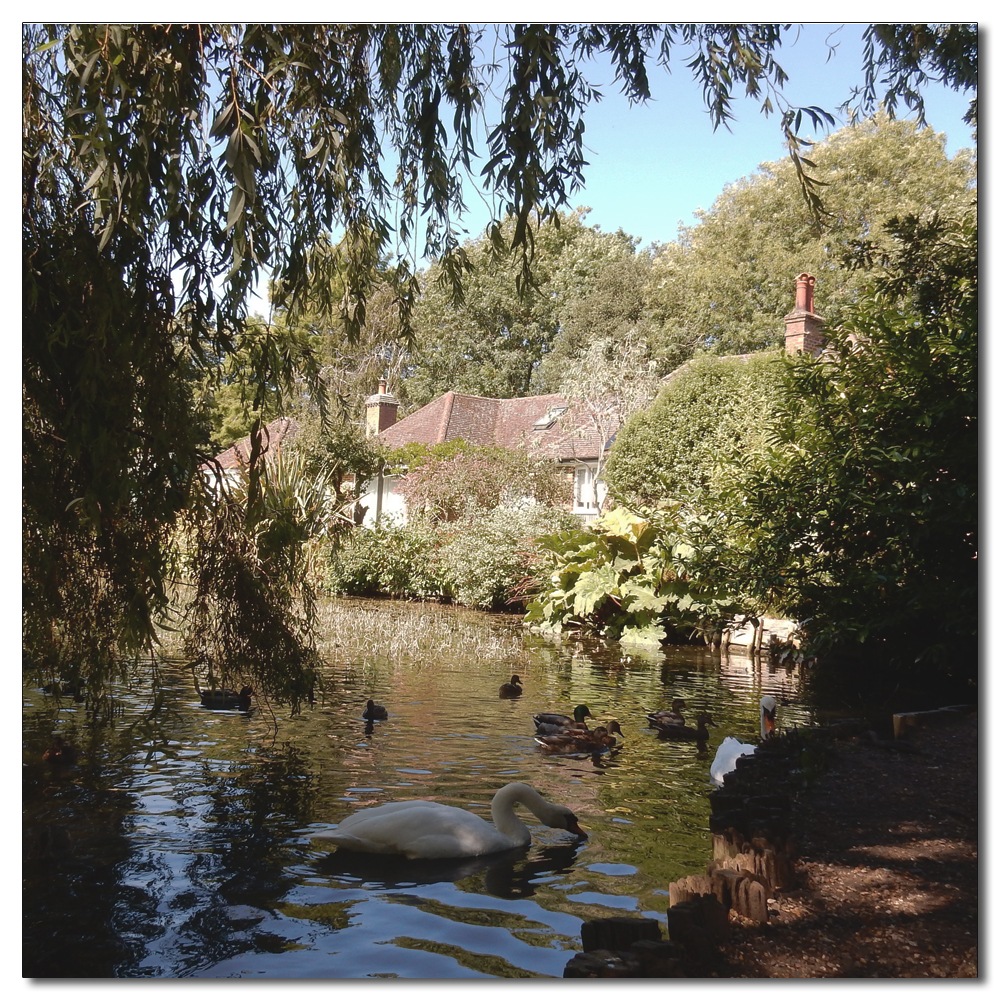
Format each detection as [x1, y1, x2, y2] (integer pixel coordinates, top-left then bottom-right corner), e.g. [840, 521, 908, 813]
[314, 597, 529, 665]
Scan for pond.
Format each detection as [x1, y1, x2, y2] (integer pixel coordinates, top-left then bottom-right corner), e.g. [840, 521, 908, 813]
[23, 598, 813, 979]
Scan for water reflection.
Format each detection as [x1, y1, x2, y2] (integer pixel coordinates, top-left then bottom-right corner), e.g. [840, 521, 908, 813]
[314, 842, 588, 901]
[23, 597, 813, 978]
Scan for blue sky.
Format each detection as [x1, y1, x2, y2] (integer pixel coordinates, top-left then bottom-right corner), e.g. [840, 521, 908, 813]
[442, 22, 977, 252]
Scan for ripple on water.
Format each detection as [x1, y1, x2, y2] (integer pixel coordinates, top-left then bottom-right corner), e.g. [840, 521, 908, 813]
[22, 599, 813, 978]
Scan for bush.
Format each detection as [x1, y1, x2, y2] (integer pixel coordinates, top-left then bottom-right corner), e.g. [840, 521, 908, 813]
[438, 504, 579, 611]
[324, 519, 446, 599]
[324, 503, 579, 611]
[605, 352, 787, 508]
[525, 505, 741, 646]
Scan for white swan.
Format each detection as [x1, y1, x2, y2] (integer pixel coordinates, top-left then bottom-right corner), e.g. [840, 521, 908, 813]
[710, 696, 778, 787]
[313, 782, 587, 859]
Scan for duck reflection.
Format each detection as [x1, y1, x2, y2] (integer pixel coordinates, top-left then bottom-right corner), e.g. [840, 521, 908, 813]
[314, 842, 584, 899]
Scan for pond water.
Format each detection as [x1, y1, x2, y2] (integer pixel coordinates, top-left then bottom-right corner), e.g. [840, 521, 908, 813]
[23, 599, 813, 979]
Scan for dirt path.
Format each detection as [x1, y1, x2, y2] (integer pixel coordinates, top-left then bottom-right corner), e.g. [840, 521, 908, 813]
[716, 712, 978, 977]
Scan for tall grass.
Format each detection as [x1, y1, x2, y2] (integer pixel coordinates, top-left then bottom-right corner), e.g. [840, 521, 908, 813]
[313, 596, 529, 666]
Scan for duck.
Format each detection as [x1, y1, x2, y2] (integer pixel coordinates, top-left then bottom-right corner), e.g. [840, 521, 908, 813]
[535, 721, 624, 753]
[646, 697, 687, 728]
[709, 696, 780, 786]
[532, 704, 592, 732]
[362, 699, 389, 721]
[499, 675, 523, 698]
[313, 782, 587, 859]
[200, 686, 252, 710]
[653, 711, 715, 742]
[42, 736, 78, 766]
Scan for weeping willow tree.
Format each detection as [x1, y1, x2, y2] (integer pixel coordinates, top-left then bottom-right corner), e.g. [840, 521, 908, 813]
[22, 22, 977, 713]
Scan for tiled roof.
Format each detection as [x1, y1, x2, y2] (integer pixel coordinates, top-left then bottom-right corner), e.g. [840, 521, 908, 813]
[377, 392, 609, 462]
[205, 416, 300, 471]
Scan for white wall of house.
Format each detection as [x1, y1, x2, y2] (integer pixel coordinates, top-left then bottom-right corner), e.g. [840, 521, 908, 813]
[358, 472, 408, 527]
[356, 462, 607, 528]
[572, 463, 607, 521]
[202, 467, 245, 495]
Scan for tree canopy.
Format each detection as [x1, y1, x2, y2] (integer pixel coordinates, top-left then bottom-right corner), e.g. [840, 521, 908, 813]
[22, 22, 978, 707]
[401, 208, 638, 404]
[643, 112, 976, 362]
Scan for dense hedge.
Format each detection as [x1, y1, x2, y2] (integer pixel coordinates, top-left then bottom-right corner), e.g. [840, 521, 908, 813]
[604, 352, 788, 508]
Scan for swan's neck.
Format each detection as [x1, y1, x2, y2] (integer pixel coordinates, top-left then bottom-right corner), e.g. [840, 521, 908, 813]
[490, 783, 555, 842]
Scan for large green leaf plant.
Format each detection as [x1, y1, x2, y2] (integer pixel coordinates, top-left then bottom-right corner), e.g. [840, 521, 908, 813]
[525, 505, 739, 647]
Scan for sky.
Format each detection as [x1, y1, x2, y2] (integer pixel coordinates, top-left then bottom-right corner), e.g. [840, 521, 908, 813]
[439, 22, 977, 253]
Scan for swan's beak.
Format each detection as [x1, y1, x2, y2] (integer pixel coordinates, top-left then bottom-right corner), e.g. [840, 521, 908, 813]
[565, 815, 588, 839]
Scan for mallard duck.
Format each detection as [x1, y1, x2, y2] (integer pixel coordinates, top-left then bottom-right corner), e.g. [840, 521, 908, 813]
[709, 697, 780, 786]
[499, 675, 523, 698]
[42, 736, 78, 766]
[653, 712, 714, 741]
[535, 721, 624, 753]
[313, 782, 586, 858]
[200, 686, 253, 710]
[362, 699, 389, 721]
[646, 697, 687, 728]
[532, 704, 592, 732]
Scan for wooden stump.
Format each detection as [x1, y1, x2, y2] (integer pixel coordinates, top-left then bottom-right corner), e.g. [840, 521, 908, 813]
[667, 894, 730, 947]
[580, 916, 662, 954]
[564, 949, 643, 978]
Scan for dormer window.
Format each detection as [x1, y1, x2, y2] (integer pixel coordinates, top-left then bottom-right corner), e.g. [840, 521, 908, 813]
[533, 405, 567, 430]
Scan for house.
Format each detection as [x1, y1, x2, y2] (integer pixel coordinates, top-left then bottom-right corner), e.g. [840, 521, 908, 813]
[359, 272, 827, 528]
[201, 416, 300, 492]
[358, 380, 612, 525]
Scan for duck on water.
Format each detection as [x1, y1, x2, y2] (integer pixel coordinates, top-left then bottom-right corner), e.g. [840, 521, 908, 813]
[200, 686, 253, 710]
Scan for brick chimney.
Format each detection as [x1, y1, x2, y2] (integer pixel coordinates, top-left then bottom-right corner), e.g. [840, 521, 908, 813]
[784, 273, 825, 356]
[365, 378, 399, 436]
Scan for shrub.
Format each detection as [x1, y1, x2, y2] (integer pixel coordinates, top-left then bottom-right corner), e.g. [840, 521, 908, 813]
[438, 503, 579, 611]
[324, 518, 447, 599]
[605, 352, 787, 508]
[525, 505, 741, 646]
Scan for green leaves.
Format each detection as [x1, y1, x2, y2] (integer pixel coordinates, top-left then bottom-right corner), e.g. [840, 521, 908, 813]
[525, 505, 737, 644]
[722, 210, 978, 672]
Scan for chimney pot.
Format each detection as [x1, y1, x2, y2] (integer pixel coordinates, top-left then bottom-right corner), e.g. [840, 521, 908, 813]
[784, 272, 825, 357]
[795, 272, 815, 314]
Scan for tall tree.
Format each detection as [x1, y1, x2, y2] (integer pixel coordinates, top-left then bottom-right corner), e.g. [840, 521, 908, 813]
[402, 209, 637, 406]
[644, 113, 976, 364]
[22, 22, 977, 705]
[557, 333, 663, 509]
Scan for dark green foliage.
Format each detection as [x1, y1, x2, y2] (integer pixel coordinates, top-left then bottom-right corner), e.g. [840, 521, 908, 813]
[726, 210, 978, 675]
[404, 209, 638, 404]
[22, 162, 209, 704]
